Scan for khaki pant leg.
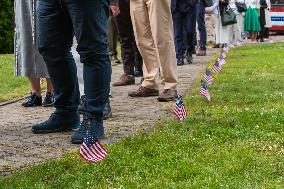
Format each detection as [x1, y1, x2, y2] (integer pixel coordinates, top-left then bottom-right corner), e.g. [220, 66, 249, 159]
[130, 0, 159, 90]
[146, 0, 178, 90]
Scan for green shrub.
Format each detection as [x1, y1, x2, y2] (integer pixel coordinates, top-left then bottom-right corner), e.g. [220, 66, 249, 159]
[0, 0, 14, 54]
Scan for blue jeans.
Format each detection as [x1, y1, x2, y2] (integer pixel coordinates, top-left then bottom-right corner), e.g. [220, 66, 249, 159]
[37, 0, 111, 119]
[196, 0, 207, 50]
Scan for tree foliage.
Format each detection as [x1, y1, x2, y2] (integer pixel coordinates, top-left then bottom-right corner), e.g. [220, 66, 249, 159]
[0, 0, 14, 54]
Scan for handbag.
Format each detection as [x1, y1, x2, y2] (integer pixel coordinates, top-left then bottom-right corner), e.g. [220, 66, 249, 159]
[235, 2, 247, 12]
[221, 8, 237, 26]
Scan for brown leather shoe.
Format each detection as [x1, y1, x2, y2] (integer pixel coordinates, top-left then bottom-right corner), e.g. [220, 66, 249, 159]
[113, 73, 135, 86]
[157, 88, 178, 102]
[128, 86, 159, 97]
[196, 49, 206, 56]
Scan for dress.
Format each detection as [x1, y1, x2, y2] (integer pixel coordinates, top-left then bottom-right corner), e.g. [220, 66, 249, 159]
[232, 0, 245, 41]
[14, 0, 49, 78]
[211, 0, 234, 44]
[244, 0, 261, 31]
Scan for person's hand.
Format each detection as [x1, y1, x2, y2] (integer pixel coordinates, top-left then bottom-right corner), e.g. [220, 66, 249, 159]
[205, 7, 213, 14]
[110, 5, 120, 17]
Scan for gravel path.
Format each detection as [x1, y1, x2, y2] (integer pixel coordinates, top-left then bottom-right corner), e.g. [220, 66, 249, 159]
[0, 47, 218, 175]
[0, 16, 218, 175]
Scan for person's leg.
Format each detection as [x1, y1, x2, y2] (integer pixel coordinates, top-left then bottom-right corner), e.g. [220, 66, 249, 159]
[46, 78, 53, 93]
[259, 25, 265, 42]
[22, 77, 42, 107]
[65, 0, 111, 142]
[134, 44, 143, 77]
[185, 6, 197, 64]
[172, 10, 186, 65]
[236, 14, 243, 42]
[147, 0, 178, 90]
[214, 15, 221, 45]
[108, 16, 121, 64]
[66, 0, 111, 117]
[28, 77, 41, 96]
[113, 0, 136, 86]
[108, 17, 117, 56]
[42, 78, 55, 107]
[32, 0, 80, 132]
[37, 1, 79, 112]
[130, 0, 160, 91]
[111, 17, 119, 57]
[253, 31, 255, 41]
[196, 0, 207, 54]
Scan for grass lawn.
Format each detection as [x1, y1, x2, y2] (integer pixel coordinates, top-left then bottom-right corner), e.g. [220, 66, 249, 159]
[0, 54, 30, 102]
[0, 43, 283, 188]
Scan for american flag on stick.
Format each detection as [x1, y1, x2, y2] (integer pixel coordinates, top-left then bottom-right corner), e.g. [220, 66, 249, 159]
[217, 57, 226, 65]
[200, 80, 211, 102]
[172, 95, 187, 122]
[222, 44, 229, 54]
[80, 128, 108, 163]
[204, 68, 213, 85]
[212, 61, 221, 73]
[220, 52, 226, 59]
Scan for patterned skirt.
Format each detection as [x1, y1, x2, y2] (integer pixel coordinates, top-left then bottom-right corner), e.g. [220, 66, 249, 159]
[244, 7, 261, 32]
[14, 0, 49, 78]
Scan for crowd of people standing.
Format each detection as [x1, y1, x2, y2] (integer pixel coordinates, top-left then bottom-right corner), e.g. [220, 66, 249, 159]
[14, 0, 271, 144]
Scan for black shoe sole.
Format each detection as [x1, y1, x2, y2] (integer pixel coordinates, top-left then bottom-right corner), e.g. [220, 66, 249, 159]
[22, 103, 42, 107]
[32, 124, 80, 134]
[42, 103, 54, 107]
[71, 135, 106, 144]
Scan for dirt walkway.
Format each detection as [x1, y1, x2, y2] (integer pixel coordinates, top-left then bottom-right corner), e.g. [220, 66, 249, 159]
[0, 47, 219, 175]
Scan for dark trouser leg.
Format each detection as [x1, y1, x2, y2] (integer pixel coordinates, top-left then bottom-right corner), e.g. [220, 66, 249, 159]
[116, 0, 135, 76]
[264, 28, 269, 38]
[65, 0, 111, 119]
[196, 0, 207, 50]
[172, 10, 186, 59]
[37, 0, 79, 113]
[134, 45, 143, 73]
[259, 24, 265, 40]
[259, 8, 266, 40]
[108, 16, 119, 56]
[185, 6, 197, 53]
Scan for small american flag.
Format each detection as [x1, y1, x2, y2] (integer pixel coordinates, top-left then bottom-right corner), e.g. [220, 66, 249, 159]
[200, 80, 211, 102]
[222, 44, 229, 53]
[204, 69, 213, 85]
[220, 52, 226, 59]
[80, 128, 108, 163]
[218, 57, 226, 65]
[172, 95, 187, 122]
[212, 61, 221, 73]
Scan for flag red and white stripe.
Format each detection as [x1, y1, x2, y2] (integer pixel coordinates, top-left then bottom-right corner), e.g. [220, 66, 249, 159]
[172, 95, 187, 122]
[80, 130, 108, 163]
[200, 81, 211, 102]
[212, 61, 221, 73]
[204, 69, 213, 85]
[218, 58, 226, 65]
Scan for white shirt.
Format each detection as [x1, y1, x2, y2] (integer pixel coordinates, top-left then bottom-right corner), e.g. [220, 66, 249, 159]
[245, 0, 260, 9]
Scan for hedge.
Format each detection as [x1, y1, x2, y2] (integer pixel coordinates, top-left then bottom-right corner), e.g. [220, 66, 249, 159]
[0, 0, 14, 54]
